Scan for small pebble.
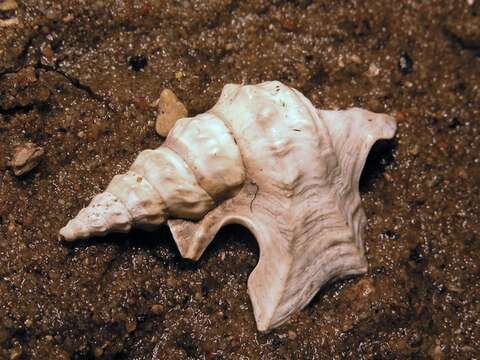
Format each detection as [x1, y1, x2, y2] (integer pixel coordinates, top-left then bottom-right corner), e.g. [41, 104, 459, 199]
[383, 172, 393, 182]
[428, 176, 441, 188]
[17, 66, 36, 85]
[280, 17, 296, 31]
[125, 317, 137, 333]
[429, 343, 445, 360]
[350, 54, 362, 64]
[194, 290, 203, 301]
[457, 168, 468, 179]
[151, 304, 164, 315]
[126, 296, 136, 305]
[288, 330, 297, 340]
[7, 222, 15, 233]
[37, 86, 51, 102]
[367, 63, 380, 77]
[62, 13, 74, 23]
[41, 43, 54, 61]
[393, 111, 406, 122]
[408, 144, 420, 156]
[9, 344, 22, 360]
[0, 18, 19, 27]
[9, 142, 44, 176]
[45, 8, 58, 20]
[154, 89, 188, 137]
[355, 278, 376, 297]
[0, 0, 17, 11]
[94, 347, 104, 358]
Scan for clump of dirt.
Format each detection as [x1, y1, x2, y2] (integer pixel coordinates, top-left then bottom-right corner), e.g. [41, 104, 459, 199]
[1, 1, 479, 359]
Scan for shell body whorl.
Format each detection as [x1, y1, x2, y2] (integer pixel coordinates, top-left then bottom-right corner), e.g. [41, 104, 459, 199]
[59, 81, 396, 332]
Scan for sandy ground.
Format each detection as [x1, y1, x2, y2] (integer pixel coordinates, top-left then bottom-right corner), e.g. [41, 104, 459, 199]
[0, 0, 479, 359]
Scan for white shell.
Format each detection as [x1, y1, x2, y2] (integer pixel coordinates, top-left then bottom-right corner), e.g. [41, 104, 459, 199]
[59, 81, 396, 331]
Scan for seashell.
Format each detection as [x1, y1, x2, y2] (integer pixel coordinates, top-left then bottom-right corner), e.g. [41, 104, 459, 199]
[59, 81, 396, 331]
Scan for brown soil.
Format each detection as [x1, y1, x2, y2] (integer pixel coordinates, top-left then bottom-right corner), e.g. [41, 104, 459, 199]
[1, 1, 479, 359]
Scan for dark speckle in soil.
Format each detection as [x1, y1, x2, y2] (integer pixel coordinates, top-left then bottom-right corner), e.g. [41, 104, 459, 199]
[398, 52, 414, 74]
[0, 1, 479, 359]
[128, 55, 148, 72]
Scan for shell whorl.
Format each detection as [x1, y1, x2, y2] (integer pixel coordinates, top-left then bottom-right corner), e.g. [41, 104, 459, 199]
[59, 112, 245, 241]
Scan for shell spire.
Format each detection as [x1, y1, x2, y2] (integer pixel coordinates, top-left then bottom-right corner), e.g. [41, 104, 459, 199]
[59, 81, 396, 332]
[59, 112, 246, 241]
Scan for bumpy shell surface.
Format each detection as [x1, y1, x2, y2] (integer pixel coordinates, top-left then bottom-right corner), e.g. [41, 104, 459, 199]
[60, 81, 396, 331]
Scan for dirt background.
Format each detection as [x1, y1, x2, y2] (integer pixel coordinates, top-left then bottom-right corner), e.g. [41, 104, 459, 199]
[1, 0, 479, 359]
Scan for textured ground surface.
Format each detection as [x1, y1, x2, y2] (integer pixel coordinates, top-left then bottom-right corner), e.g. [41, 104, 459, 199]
[1, 0, 479, 359]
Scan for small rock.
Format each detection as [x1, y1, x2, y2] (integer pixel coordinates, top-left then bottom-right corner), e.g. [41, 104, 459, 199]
[7, 222, 15, 233]
[17, 66, 37, 85]
[154, 89, 188, 137]
[280, 17, 296, 32]
[287, 330, 297, 340]
[341, 319, 354, 332]
[446, 282, 464, 293]
[350, 54, 362, 64]
[383, 172, 393, 182]
[194, 290, 203, 301]
[393, 111, 406, 123]
[0, 0, 17, 11]
[367, 63, 380, 77]
[9, 142, 44, 176]
[461, 345, 475, 352]
[45, 7, 59, 20]
[36, 86, 51, 102]
[427, 176, 441, 188]
[125, 317, 137, 333]
[9, 344, 22, 360]
[62, 13, 74, 23]
[408, 144, 420, 156]
[457, 168, 468, 179]
[41, 43, 54, 62]
[0, 18, 19, 27]
[151, 304, 164, 315]
[94, 346, 104, 358]
[175, 71, 183, 80]
[428, 342, 445, 360]
[398, 52, 414, 74]
[355, 278, 376, 298]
